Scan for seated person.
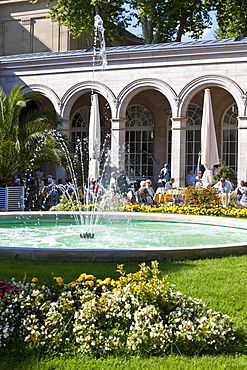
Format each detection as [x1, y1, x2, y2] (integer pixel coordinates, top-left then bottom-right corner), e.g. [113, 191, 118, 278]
[145, 179, 155, 196]
[239, 182, 247, 207]
[236, 180, 245, 198]
[213, 178, 233, 194]
[186, 170, 198, 186]
[165, 178, 175, 190]
[138, 181, 152, 203]
[155, 186, 166, 194]
[195, 170, 203, 187]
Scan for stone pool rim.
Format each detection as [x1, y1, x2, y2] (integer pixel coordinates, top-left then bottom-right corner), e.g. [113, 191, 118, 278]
[0, 211, 247, 261]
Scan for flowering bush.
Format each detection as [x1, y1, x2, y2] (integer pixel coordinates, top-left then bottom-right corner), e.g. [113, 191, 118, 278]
[0, 262, 235, 356]
[184, 187, 220, 207]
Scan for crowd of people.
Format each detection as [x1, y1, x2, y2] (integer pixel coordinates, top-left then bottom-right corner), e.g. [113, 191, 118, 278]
[12, 163, 247, 209]
[13, 175, 79, 210]
[155, 162, 247, 208]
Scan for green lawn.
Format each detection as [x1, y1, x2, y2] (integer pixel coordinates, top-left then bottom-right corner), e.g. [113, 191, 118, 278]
[1, 255, 247, 369]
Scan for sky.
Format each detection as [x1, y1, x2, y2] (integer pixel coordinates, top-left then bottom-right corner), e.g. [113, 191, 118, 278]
[182, 11, 218, 41]
[127, 11, 218, 42]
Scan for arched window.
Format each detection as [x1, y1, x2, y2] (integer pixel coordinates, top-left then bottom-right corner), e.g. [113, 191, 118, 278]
[186, 104, 203, 175]
[222, 104, 238, 172]
[71, 106, 90, 148]
[125, 105, 154, 179]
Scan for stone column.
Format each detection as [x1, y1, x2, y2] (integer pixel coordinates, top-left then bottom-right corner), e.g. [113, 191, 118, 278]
[171, 117, 187, 187]
[55, 119, 71, 180]
[111, 118, 126, 171]
[237, 116, 247, 181]
[0, 21, 4, 55]
[21, 19, 32, 53]
[154, 124, 167, 179]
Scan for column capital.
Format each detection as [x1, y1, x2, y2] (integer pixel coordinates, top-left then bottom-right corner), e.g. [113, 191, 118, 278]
[171, 117, 187, 130]
[237, 116, 247, 129]
[111, 118, 126, 130]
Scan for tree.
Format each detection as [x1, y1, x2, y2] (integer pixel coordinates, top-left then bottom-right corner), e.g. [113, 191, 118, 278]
[127, 0, 211, 44]
[0, 84, 64, 186]
[211, 0, 247, 39]
[33, 0, 212, 45]
[43, 0, 130, 45]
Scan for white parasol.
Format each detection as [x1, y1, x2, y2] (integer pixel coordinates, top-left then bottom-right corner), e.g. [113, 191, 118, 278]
[88, 93, 101, 181]
[201, 88, 219, 186]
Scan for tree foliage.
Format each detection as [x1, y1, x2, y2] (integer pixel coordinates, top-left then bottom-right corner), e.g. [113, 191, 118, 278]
[128, 0, 211, 44]
[45, 0, 131, 44]
[0, 84, 63, 186]
[32, 0, 246, 45]
[211, 0, 247, 39]
[36, 0, 212, 45]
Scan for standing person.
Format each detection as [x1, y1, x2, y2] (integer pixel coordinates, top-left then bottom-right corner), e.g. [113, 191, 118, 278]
[88, 178, 103, 203]
[109, 172, 118, 197]
[36, 176, 45, 209]
[56, 178, 67, 198]
[25, 178, 38, 209]
[117, 170, 130, 197]
[158, 163, 170, 186]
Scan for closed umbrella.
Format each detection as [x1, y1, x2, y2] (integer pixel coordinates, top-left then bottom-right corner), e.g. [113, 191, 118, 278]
[88, 93, 101, 181]
[201, 88, 219, 186]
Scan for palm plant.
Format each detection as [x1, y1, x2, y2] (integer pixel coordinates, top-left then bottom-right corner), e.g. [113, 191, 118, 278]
[0, 84, 64, 185]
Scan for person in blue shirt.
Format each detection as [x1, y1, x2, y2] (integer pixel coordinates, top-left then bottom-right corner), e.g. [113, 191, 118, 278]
[186, 170, 198, 186]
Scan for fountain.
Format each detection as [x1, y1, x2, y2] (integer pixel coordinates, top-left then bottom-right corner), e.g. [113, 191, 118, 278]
[0, 15, 247, 262]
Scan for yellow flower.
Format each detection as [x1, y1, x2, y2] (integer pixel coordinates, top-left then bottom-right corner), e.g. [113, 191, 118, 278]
[67, 281, 76, 288]
[54, 276, 64, 286]
[85, 280, 94, 286]
[76, 273, 87, 282]
[85, 274, 96, 280]
[31, 277, 38, 283]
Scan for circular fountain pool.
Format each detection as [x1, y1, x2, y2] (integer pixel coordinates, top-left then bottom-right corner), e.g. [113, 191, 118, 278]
[0, 211, 247, 261]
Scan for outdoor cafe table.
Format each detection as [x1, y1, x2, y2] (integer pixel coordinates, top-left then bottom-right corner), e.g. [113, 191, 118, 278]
[153, 189, 186, 204]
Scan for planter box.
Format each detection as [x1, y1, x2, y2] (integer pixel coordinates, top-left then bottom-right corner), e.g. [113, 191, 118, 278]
[0, 186, 25, 211]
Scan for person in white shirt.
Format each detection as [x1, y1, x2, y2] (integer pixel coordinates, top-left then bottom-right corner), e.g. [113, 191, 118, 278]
[165, 178, 175, 190]
[145, 179, 155, 196]
[213, 178, 233, 194]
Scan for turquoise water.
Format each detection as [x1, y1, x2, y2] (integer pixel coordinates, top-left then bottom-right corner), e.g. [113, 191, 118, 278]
[0, 220, 247, 249]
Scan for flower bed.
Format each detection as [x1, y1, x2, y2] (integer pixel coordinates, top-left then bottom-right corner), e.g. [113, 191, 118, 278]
[117, 204, 247, 218]
[0, 262, 235, 356]
[49, 194, 247, 218]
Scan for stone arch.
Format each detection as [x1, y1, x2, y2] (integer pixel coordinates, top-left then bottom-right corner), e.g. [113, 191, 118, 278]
[21, 84, 60, 114]
[117, 78, 178, 119]
[60, 81, 116, 120]
[178, 75, 246, 117]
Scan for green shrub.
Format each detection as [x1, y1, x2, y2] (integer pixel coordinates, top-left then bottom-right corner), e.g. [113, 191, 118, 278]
[213, 160, 237, 185]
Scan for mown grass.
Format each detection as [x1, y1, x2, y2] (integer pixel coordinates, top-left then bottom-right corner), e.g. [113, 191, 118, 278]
[1, 255, 247, 369]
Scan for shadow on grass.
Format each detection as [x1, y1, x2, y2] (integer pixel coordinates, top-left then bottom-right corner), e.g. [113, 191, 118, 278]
[1, 330, 247, 370]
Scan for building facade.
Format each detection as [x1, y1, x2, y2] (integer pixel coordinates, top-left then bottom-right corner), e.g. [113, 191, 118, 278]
[0, 2, 247, 186]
